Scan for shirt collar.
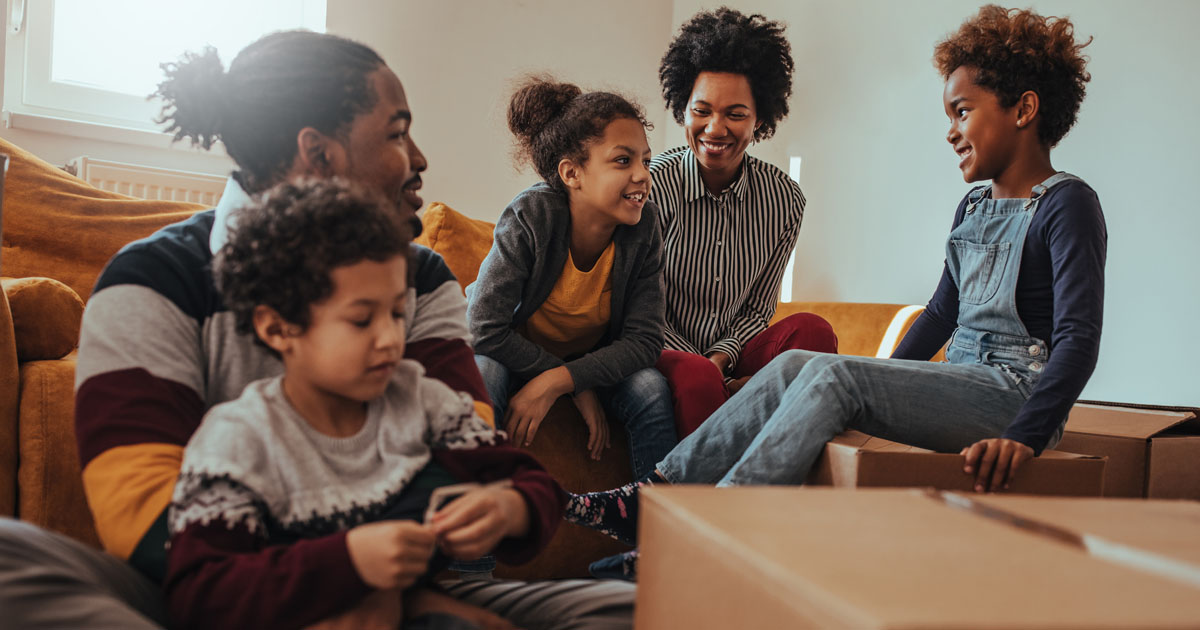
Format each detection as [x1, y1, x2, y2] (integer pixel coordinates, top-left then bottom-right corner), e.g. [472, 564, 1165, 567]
[209, 175, 253, 255]
[683, 148, 751, 204]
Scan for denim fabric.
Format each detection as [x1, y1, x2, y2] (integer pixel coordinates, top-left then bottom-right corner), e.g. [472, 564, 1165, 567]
[658, 174, 1079, 486]
[476, 355, 677, 479]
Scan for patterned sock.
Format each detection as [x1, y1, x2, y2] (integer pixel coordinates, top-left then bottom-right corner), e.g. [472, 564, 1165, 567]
[588, 549, 639, 582]
[564, 471, 661, 545]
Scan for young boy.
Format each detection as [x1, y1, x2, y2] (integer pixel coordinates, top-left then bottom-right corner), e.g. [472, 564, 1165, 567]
[165, 178, 563, 630]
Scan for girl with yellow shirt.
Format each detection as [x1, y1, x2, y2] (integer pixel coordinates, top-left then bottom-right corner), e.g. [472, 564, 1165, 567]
[466, 77, 677, 486]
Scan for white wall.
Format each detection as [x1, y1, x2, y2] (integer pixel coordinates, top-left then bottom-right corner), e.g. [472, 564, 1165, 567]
[671, 0, 1200, 406]
[328, 0, 676, 221]
[1, 0, 1194, 406]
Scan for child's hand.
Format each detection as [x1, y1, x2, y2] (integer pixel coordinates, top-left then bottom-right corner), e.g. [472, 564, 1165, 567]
[303, 588, 402, 630]
[573, 390, 610, 460]
[345, 521, 436, 590]
[960, 438, 1035, 492]
[431, 486, 530, 560]
[506, 367, 573, 446]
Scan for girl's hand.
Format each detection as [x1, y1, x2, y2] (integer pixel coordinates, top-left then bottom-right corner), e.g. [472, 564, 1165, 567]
[573, 390, 611, 461]
[725, 376, 751, 395]
[505, 367, 573, 446]
[960, 438, 1035, 492]
[345, 521, 437, 590]
[431, 486, 530, 560]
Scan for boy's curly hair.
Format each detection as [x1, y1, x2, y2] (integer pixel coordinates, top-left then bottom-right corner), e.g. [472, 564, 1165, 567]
[214, 178, 411, 347]
[934, 5, 1092, 148]
[659, 7, 793, 141]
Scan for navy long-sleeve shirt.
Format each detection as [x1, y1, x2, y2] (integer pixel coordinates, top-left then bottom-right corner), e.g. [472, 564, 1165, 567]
[892, 179, 1107, 451]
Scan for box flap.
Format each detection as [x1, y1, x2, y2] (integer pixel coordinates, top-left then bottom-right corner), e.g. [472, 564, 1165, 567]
[1066, 403, 1198, 440]
[640, 487, 1200, 628]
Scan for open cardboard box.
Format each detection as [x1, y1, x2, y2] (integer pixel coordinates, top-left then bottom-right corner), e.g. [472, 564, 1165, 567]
[807, 430, 1106, 496]
[1057, 401, 1200, 499]
[636, 487, 1200, 629]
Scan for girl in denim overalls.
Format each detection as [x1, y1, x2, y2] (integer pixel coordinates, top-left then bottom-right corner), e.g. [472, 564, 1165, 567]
[565, 5, 1108, 580]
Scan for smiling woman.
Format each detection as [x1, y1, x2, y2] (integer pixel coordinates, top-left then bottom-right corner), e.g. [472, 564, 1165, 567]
[649, 7, 838, 438]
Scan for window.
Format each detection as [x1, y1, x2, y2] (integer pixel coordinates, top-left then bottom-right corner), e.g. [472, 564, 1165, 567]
[4, 0, 325, 144]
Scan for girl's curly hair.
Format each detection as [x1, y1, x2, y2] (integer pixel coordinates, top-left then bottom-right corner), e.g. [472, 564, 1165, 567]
[934, 5, 1092, 148]
[214, 178, 411, 351]
[659, 7, 794, 141]
[508, 75, 650, 191]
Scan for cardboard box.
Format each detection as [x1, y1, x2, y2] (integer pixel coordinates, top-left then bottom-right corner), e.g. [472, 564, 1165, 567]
[1058, 402, 1200, 499]
[636, 487, 1200, 629]
[807, 430, 1106, 496]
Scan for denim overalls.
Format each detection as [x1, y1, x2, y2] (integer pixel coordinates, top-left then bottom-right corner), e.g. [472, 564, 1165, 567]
[659, 173, 1079, 486]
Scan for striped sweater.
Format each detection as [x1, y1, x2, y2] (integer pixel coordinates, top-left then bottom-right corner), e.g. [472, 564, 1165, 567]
[649, 146, 805, 367]
[74, 178, 505, 581]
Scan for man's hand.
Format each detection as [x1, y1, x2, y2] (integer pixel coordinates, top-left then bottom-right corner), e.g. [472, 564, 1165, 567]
[573, 390, 610, 461]
[961, 438, 1035, 492]
[505, 367, 573, 446]
[346, 521, 436, 590]
[431, 486, 529, 560]
[405, 587, 521, 630]
[303, 588, 402, 630]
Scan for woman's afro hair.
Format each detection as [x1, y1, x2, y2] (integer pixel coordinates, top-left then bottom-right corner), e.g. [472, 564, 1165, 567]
[659, 7, 794, 141]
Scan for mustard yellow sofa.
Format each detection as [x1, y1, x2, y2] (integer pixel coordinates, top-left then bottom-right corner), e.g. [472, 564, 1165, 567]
[0, 137, 929, 579]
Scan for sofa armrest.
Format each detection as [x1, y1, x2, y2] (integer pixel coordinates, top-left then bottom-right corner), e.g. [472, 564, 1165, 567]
[0, 289, 19, 517]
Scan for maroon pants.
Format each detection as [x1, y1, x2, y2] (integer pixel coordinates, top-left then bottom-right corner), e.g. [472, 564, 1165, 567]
[656, 313, 838, 439]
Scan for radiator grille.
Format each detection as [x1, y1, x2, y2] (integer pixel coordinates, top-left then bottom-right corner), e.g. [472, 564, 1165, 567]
[68, 156, 226, 205]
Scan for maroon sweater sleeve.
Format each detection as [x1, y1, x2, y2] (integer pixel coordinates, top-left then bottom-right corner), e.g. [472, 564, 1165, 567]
[432, 443, 566, 565]
[165, 521, 371, 630]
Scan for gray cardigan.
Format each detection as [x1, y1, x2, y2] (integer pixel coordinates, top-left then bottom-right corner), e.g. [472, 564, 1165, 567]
[465, 182, 665, 394]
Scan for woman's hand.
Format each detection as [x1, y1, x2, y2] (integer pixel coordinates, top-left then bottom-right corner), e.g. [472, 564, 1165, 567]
[345, 521, 437, 590]
[505, 367, 574, 446]
[573, 390, 611, 461]
[707, 351, 733, 375]
[960, 438, 1035, 492]
[431, 486, 530, 560]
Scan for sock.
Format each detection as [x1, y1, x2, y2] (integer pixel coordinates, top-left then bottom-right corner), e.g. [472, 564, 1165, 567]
[588, 549, 639, 581]
[564, 471, 660, 545]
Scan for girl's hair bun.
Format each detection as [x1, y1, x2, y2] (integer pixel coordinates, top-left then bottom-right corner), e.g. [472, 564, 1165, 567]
[507, 76, 582, 143]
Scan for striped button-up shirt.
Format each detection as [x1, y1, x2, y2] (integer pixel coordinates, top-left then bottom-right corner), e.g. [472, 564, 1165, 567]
[649, 146, 805, 367]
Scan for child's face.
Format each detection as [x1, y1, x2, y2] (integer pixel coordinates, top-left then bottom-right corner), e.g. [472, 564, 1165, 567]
[684, 71, 758, 179]
[285, 254, 409, 404]
[573, 117, 653, 226]
[943, 66, 1022, 184]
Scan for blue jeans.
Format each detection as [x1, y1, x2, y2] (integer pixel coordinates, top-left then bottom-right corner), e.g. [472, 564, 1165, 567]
[658, 350, 1059, 486]
[475, 355, 677, 479]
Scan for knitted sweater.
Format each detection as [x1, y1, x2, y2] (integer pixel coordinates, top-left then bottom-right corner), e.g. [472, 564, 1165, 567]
[74, 178, 494, 581]
[165, 362, 561, 630]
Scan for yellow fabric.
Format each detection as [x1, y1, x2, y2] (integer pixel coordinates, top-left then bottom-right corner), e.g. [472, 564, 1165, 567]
[80, 443, 182, 559]
[0, 291, 18, 517]
[473, 400, 495, 428]
[414, 202, 496, 292]
[1, 277, 84, 361]
[522, 243, 614, 359]
[0, 138, 203, 301]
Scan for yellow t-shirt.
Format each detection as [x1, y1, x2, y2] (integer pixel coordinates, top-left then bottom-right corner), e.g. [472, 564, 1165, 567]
[521, 242, 614, 359]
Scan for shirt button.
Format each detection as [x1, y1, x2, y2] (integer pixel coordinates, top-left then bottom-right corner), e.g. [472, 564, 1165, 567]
[710, 313, 717, 318]
[715, 277, 722, 282]
[716, 241, 723, 246]
[1029, 362, 1042, 372]
[1029, 345, 1041, 356]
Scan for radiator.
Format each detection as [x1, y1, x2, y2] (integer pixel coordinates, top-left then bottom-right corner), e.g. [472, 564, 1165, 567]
[68, 156, 226, 205]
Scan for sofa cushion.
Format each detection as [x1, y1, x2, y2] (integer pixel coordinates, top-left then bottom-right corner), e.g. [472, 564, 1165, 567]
[415, 202, 495, 291]
[1, 277, 84, 361]
[0, 138, 204, 301]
